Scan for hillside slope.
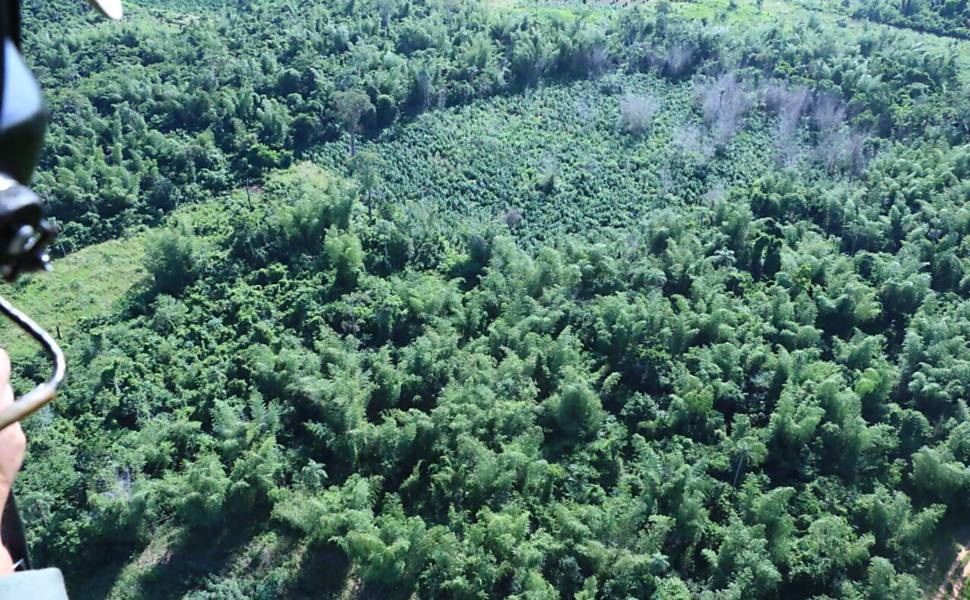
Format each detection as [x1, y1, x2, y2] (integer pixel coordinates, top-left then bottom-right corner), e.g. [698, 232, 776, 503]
[9, 0, 970, 598]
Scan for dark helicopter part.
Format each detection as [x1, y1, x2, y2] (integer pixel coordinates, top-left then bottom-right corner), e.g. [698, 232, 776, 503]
[0, 0, 68, 572]
[0, 0, 118, 577]
[0, 0, 65, 428]
[0, 294, 65, 431]
[0, 0, 56, 283]
[0, 175, 54, 282]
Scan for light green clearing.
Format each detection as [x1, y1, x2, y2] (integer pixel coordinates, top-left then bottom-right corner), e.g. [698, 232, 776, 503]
[0, 237, 147, 363]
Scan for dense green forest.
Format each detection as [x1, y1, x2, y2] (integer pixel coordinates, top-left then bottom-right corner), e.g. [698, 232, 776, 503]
[7, 0, 970, 597]
[842, 0, 970, 39]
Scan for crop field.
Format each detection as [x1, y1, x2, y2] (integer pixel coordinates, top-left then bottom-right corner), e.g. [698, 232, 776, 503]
[313, 73, 791, 245]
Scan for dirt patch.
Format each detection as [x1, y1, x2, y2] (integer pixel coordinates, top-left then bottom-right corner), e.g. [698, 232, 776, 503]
[933, 545, 970, 600]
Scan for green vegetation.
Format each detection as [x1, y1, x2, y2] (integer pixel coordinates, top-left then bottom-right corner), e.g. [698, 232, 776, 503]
[22, 0, 968, 249]
[0, 237, 145, 361]
[803, 0, 970, 39]
[8, 0, 970, 597]
[312, 73, 783, 244]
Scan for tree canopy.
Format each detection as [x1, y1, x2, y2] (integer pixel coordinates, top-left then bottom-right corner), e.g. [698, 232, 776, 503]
[10, 0, 970, 597]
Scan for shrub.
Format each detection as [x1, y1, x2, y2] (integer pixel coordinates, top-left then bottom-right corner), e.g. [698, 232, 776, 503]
[144, 221, 201, 296]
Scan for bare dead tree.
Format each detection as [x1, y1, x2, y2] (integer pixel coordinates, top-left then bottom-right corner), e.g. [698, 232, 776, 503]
[762, 84, 812, 167]
[812, 92, 846, 136]
[587, 43, 609, 79]
[619, 92, 660, 135]
[672, 123, 713, 160]
[664, 43, 695, 79]
[697, 72, 751, 149]
[809, 92, 869, 175]
[763, 84, 811, 139]
[503, 208, 523, 229]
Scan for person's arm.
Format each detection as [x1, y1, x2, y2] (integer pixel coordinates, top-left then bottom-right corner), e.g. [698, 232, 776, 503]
[0, 349, 25, 575]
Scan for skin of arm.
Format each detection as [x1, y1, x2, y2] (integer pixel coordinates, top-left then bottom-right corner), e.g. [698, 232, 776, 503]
[0, 349, 25, 574]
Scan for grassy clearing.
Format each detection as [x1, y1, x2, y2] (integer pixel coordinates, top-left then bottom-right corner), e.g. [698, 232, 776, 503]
[0, 236, 147, 363]
[0, 190, 249, 369]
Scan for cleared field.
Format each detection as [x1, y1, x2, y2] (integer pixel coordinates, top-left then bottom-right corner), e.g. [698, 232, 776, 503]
[0, 237, 147, 364]
[0, 192, 236, 366]
[312, 72, 798, 245]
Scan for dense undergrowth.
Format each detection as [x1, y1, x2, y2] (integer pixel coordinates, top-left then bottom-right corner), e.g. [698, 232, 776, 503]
[10, 0, 970, 598]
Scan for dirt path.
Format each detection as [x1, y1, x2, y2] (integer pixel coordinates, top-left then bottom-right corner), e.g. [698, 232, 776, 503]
[933, 545, 970, 600]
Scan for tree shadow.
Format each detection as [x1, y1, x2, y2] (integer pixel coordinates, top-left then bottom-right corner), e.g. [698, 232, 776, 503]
[286, 541, 353, 599]
[64, 553, 132, 600]
[82, 521, 264, 600]
[67, 525, 361, 600]
[924, 519, 970, 599]
[287, 541, 418, 600]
